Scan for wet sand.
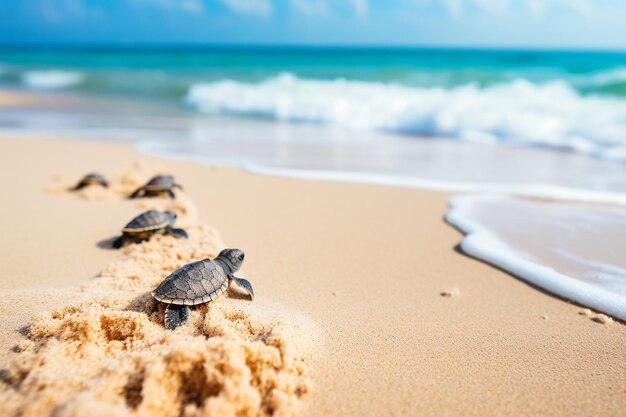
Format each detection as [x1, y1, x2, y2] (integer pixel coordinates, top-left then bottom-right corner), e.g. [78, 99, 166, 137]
[0, 135, 624, 416]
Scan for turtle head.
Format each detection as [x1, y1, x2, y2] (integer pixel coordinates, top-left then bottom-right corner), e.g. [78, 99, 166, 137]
[164, 211, 177, 222]
[218, 248, 245, 273]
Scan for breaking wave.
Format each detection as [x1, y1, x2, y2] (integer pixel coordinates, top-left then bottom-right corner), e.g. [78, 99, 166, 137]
[185, 73, 626, 161]
[22, 70, 84, 90]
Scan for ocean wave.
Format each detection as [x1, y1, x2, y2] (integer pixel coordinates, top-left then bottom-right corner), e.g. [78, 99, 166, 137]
[22, 70, 84, 90]
[581, 67, 626, 86]
[185, 73, 626, 161]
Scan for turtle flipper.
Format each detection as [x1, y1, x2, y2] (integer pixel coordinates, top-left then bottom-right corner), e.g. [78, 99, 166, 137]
[112, 235, 126, 249]
[166, 226, 188, 239]
[166, 189, 176, 199]
[128, 187, 143, 199]
[174, 183, 184, 191]
[165, 304, 191, 329]
[232, 277, 254, 300]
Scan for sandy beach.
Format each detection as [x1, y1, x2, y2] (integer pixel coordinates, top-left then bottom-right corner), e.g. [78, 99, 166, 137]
[0, 134, 624, 417]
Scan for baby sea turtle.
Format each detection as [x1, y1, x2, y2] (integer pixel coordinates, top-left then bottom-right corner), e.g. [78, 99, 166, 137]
[152, 248, 254, 329]
[129, 175, 182, 199]
[71, 173, 108, 190]
[112, 210, 188, 248]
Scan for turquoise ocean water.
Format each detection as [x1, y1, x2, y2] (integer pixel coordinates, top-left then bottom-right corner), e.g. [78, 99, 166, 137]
[2, 48, 626, 97]
[3, 48, 626, 157]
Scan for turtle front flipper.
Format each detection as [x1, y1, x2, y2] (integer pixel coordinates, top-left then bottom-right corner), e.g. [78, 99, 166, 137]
[174, 183, 184, 191]
[165, 304, 191, 329]
[166, 189, 176, 199]
[165, 226, 188, 239]
[231, 277, 254, 300]
[128, 187, 143, 199]
[112, 235, 127, 249]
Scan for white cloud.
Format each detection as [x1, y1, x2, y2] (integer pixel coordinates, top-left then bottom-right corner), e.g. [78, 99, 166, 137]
[349, 0, 369, 18]
[289, 0, 368, 18]
[526, 0, 593, 17]
[219, 0, 272, 16]
[527, 0, 546, 16]
[443, 0, 508, 15]
[180, 0, 205, 14]
[40, 0, 105, 23]
[475, 0, 509, 13]
[444, 0, 463, 16]
[437, 0, 593, 16]
[563, 0, 592, 14]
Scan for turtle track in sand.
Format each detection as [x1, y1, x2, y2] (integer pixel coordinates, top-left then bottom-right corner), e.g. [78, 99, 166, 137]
[1, 165, 313, 417]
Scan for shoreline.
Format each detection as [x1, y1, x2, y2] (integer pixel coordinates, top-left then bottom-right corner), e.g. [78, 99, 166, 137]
[4, 127, 626, 205]
[0, 135, 625, 416]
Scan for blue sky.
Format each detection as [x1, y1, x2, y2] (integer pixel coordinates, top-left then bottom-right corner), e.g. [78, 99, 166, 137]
[1, 0, 626, 49]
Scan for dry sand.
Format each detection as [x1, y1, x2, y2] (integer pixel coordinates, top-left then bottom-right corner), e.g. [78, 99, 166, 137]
[0, 135, 624, 417]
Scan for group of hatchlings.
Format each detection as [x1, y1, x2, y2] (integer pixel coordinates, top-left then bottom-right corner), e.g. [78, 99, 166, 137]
[72, 173, 254, 330]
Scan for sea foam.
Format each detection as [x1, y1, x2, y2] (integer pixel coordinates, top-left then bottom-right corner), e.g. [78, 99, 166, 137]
[22, 70, 84, 90]
[446, 194, 626, 321]
[185, 73, 626, 161]
[581, 66, 626, 87]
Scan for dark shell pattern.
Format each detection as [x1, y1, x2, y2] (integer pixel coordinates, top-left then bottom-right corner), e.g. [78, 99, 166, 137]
[74, 173, 107, 188]
[82, 173, 107, 184]
[143, 175, 174, 191]
[152, 259, 229, 306]
[122, 210, 174, 233]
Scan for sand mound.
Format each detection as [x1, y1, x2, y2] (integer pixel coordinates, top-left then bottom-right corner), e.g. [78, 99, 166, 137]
[1, 168, 312, 417]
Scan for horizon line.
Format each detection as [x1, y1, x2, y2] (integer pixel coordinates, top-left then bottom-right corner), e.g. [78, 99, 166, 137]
[1, 42, 626, 54]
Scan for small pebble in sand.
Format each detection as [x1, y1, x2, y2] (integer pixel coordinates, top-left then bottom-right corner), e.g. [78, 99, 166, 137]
[578, 308, 614, 325]
[332, 291, 338, 296]
[440, 287, 461, 298]
[592, 314, 613, 325]
[540, 315, 548, 320]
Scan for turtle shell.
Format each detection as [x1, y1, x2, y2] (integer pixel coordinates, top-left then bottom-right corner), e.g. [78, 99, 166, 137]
[152, 258, 229, 306]
[143, 175, 174, 191]
[122, 210, 175, 233]
[75, 173, 108, 188]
